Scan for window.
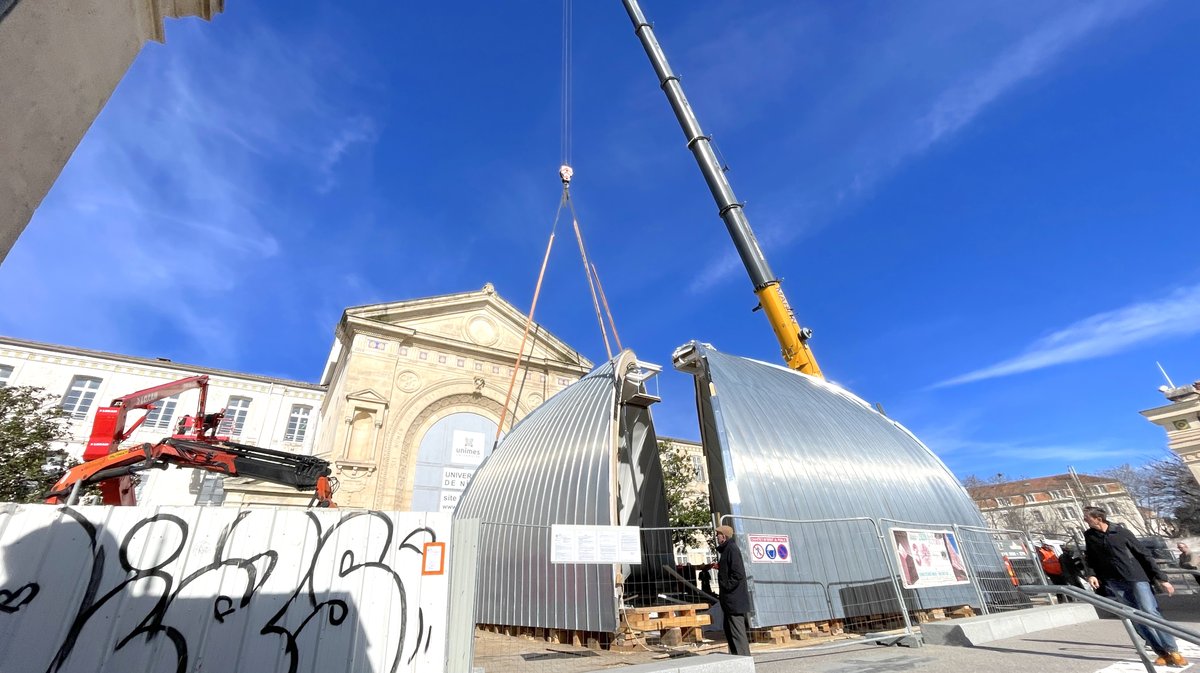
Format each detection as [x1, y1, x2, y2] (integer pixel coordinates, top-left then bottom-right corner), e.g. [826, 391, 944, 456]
[691, 455, 706, 483]
[1090, 485, 1108, 495]
[61, 376, 102, 420]
[1049, 489, 1068, 499]
[995, 497, 1012, 507]
[0, 364, 12, 387]
[284, 405, 312, 442]
[1031, 510, 1045, 523]
[143, 395, 178, 430]
[367, 339, 386, 351]
[1058, 506, 1077, 520]
[218, 396, 252, 436]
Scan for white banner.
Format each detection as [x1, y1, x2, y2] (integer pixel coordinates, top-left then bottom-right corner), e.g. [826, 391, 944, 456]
[891, 527, 970, 589]
[441, 467, 475, 491]
[451, 430, 486, 465]
[439, 490, 461, 513]
[550, 525, 641, 564]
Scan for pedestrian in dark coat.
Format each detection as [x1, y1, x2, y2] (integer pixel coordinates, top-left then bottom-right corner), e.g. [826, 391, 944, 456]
[1083, 506, 1187, 668]
[715, 524, 751, 656]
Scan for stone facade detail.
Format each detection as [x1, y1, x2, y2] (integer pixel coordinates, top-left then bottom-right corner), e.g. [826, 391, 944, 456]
[313, 285, 593, 510]
[1142, 382, 1200, 485]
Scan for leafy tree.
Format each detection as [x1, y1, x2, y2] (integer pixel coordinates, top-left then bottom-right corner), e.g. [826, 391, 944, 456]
[0, 386, 73, 503]
[658, 440, 713, 555]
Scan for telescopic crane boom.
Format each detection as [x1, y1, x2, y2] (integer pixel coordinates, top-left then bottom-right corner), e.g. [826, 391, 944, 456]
[621, 0, 823, 378]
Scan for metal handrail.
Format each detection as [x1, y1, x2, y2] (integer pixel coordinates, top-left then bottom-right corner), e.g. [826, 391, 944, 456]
[1020, 584, 1200, 673]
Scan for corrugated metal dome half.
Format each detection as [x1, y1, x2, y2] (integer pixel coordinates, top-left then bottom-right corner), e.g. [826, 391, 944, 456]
[673, 342, 1009, 627]
[453, 350, 670, 633]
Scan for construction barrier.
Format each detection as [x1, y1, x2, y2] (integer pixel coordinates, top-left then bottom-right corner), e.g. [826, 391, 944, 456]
[0, 503, 469, 673]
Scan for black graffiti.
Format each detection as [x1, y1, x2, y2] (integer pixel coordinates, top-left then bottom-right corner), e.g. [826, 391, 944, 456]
[0, 507, 439, 673]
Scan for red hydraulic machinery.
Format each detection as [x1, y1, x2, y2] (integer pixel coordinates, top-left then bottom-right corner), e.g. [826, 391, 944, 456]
[48, 375, 335, 507]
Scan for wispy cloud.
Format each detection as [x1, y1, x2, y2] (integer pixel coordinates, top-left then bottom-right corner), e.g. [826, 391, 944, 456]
[0, 18, 379, 366]
[685, 0, 1150, 292]
[936, 282, 1200, 387]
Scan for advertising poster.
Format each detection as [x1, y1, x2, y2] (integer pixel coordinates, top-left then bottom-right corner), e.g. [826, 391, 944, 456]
[891, 528, 970, 589]
[747, 534, 792, 564]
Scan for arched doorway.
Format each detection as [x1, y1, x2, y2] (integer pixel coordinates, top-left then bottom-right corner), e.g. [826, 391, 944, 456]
[410, 411, 497, 513]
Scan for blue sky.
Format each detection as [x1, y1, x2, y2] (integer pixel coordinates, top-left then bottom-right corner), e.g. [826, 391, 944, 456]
[2, 1, 1198, 481]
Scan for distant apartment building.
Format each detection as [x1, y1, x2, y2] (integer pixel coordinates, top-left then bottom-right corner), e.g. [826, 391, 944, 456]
[968, 473, 1149, 539]
[1142, 380, 1200, 485]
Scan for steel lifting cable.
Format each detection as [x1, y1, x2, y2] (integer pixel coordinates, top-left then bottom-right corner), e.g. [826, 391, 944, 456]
[495, 187, 566, 444]
[566, 196, 619, 361]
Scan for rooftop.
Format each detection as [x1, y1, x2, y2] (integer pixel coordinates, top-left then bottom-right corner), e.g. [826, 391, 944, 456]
[966, 473, 1117, 500]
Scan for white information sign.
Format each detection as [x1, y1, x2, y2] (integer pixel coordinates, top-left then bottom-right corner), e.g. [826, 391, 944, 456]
[439, 490, 461, 513]
[891, 527, 970, 589]
[441, 467, 475, 491]
[451, 430, 486, 465]
[747, 534, 792, 564]
[550, 525, 641, 564]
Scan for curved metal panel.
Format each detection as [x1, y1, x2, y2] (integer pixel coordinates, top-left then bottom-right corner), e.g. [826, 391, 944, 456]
[674, 342, 1008, 626]
[454, 358, 620, 632]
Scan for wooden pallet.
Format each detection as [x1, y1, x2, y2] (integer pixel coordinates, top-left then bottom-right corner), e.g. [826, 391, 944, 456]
[751, 618, 846, 644]
[622, 603, 712, 643]
[476, 624, 609, 650]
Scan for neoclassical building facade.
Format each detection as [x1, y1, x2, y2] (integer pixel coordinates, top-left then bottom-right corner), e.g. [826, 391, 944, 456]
[1142, 381, 1200, 485]
[0, 285, 593, 510]
[311, 284, 592, 510]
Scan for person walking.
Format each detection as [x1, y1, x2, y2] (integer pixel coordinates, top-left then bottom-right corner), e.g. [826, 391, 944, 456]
[1083, 506, 1187, 667]
[715, 525, 751, 656]
[1177, 542, 1198, 589]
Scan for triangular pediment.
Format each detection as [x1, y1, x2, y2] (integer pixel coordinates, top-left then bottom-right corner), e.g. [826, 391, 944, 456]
[346, 388, 389, 404]
[344, 285, 592, 369]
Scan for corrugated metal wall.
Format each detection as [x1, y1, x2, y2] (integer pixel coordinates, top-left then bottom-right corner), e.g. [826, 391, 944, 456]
[454, 357, 619, 632]
[675, 343, 1007, 627]
[0, 504, 454, 673]
[453, 350, 671, 632]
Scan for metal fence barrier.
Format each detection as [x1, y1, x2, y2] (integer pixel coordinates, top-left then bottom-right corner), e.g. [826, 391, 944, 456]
[469, 517, 1050, 670]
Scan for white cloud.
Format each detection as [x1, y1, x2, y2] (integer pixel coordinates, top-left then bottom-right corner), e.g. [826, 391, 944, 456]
[0, 20, 378, 364]
[936, 282, 1200, 387]
[686, 1, 1149, 293]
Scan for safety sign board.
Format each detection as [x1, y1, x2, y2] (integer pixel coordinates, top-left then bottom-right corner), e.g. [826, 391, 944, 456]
[748, 534, 792, 564]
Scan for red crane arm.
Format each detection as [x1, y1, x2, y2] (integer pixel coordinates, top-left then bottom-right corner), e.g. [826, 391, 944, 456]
[84, 375, 211, 462]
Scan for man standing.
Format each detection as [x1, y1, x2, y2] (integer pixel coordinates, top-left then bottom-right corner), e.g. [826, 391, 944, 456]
[715, 525, 751, 656]
[1083, 506, 1187, 667]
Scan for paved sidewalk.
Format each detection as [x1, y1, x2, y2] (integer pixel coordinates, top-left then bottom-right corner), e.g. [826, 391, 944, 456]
[473, 594, 1200, 672]
[756, 594, 1200, 673]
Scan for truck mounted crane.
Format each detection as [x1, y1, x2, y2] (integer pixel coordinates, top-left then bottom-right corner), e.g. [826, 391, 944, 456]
[622, 0, 823, 378]
[45, 375, 335, 507]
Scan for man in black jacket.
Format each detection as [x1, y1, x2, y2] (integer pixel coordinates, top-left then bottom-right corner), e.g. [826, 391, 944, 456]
[1083, 506, 1187, 667]
[715, 524, 751, 656]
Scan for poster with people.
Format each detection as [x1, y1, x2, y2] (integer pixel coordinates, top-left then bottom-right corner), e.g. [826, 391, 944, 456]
[891, 528, 970, 589]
